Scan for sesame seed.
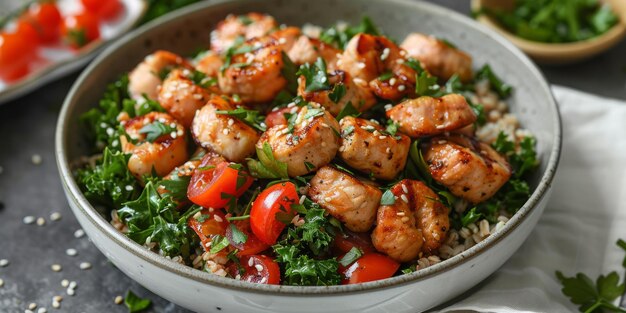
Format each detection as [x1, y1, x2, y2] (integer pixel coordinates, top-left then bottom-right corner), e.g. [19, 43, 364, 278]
[213, 215, 223, 222]
[79, 262, 91, 270]
[52, 296, 63, 303]
[29, 303, 37, 310]
[38, 308, 47, 313]
[400, 194, 408, 203]
[51, 301, 60, 309]
[299, 195, 306, 204]
[380, 48, 390, 61]
[248, 257, 254, 267]
[0, 259, 8, 267]
[438, 140, 447, 144]
[67, 288, 75, 296]
[399, 50, 407, 56]
[61, 279, 69, 287]
[254, 264, 264, 272]
[378, 135, 386, 140]
[23, 216, 35, 225]
[51, 264, 62, 272]
[105, 127, 114, 136]
[111, 140, 119, 147]
[396, 211, 405, 216]
[25, 310, 34, 313]
[222, 128, 230, 135]
[125, 185, 134, 191]
[227, 119, 234, 126]
[396, 58, 405, 64]
[0, 278, 4, 287]
[31, 154, 42, 165]
[192, 94, 203, 100]
[401, 216, 410, 223]
[357, 62, 366, 69]
[36, 217, 45, 226]
[65, 249, 77, 257]
[50, 212, 61, 221]
[114, 296, 123, 305]
[389, 77, 396, 86]
[324, 197, 332, 202]
[384, 104, 393, 111]
[398, 85, 406, 91]
[402, 184, 408, 193]
[73, 229, 85, 238]
[100, 122, 108, 128]
[170, 131, 178, 139]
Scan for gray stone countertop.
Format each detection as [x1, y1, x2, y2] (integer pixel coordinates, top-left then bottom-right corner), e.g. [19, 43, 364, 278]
[0, 1, 624, 312]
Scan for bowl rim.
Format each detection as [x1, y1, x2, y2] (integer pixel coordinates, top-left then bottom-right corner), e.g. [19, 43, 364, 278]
[55, 0, 562, 295]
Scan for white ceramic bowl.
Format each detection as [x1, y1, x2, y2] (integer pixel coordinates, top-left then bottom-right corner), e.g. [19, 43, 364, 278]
[55, 0, 562, 312]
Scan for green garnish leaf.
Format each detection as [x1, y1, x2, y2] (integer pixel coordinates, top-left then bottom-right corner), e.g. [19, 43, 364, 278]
[297, 57, 331, 92]
[380, 189, 396, 205]
[475, 64, 512, 98]
[124, 290, 151, 313]
[329, 84, 346, 103]
[229, 224, 248, 245]
[335, 101, 360, 121]
[339, 247, 364, 267]
[216, 107, 266, 132]
[320, 16, 381, 49]
[461, 207, 482, 227]
[138, 121, 176, 143]
[210, 235, 230, 254]
[415, 71, 439, 96]
[378, 72, 394, 81]
[281, 52, 299, 94]
[247, 142, 289, 179]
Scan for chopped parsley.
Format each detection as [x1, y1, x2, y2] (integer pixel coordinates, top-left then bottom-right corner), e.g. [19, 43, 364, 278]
[215, 107, 267, 132]
[124, 290, 151, 313]
[339, 247, 364, 267]
[475, 64, 513, 98]
[281, 52, 299, 94]
[247, 142, 289, 179]
[297, 57, 331, 92]
[210, 235, 230, 254]
[329, 84, 346, 103]
[335, 101, 360, 121]
[138, 121, 177, 142]
[228, 223, 248, 245]
[320, 16, 381, 49]
[380, 189, 396, 205]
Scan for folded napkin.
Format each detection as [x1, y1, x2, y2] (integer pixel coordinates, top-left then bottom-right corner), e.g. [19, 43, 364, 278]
[440, 86, 626, 313]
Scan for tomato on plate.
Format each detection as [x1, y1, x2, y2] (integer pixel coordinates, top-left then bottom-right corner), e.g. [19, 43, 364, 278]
[333, 230, 375, 254]
[340, 253, 400, 284]
[227, 255, 281, 284]
[23, 2, 62, 43]
[187, 158, 254, 209]
[250, 182, 298, 245]
[60, 13, 100, 49]
[187, 209, 228, 251]
[226, 220, 270, 256]
[81, 0, 123, 21]
[264, 107, 292, 128]
[0, 31, 37, 81]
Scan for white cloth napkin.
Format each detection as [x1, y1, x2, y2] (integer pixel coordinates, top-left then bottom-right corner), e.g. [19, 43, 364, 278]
[439, 86, 626, 313]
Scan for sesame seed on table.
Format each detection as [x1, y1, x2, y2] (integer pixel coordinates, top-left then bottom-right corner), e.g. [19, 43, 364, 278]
[0, 1, 625, 312]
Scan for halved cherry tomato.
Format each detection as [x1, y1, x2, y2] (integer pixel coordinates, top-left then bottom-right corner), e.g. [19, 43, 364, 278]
[187, 158, 254, 209]
[333, 230, 375, 254]
[0, 31, 36, 81]
[341, 253, 400, 284]
[264, 107, 292, 128]
[23, 2, 62, 43]
[81, 0, 123, 21]
[226, 220, 270, 256]
[250, 182, 298, 245]
[187, 209, 228, 251]
[227, 255, 281, 284]
[60, 13, 100, 49]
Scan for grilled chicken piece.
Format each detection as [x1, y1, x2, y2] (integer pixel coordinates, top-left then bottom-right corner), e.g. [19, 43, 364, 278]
[421, 134, 512, 203]
[258, 104, 340, 177]
[210, 13, 277, 53]
[372, 179, 450, 262]
[387, 94, 476, 137]
[338, 116, 411, 180]
[158, 69, 211, 128]
[308, 166, 382, 232]
[288, 36, 341, 71]
[400, 33, 473, 82]
[191, 96, 260, 163]
[128, 50, 191, 101]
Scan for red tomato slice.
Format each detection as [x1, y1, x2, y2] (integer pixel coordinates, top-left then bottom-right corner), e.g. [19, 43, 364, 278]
[187, 158, 254, 209]
[81, 0, 123, 20]
[60, 13, 100, 49]
[341, 253, 400, 284]
[0, 31, 35, 81]
[333, 230, 375, 254]
[250, 182, 298, 245]
[227, 255, 281, 284]
[24, 2, 62, 43]
[187, 209, 228, 251]
[226, 220, 270, 256]
[264, 107, 293, 128]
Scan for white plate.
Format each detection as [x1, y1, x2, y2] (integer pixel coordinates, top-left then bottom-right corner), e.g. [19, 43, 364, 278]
[0, 0, 146, 104]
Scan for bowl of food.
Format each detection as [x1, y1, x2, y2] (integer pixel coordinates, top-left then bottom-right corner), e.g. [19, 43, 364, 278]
[471, 0, 626, 64]
[55, 0, 561, 312]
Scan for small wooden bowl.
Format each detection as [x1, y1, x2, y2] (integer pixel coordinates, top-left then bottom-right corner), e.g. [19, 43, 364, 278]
[471, 0, 626, 64]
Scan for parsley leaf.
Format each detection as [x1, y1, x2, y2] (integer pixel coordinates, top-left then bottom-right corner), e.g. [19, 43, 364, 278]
[124, 290, 151, 313]
[335, 101, 360, 121]
[329, 84, 346, 103]
[380, 189, 396, 205]
[297, 57, 331, 92]
[281, 52, 299, 94]
[158, 175, 191, 203]
[273, 244, 341, 286]
[415, 71, 440, 96]
[229, 224, 248, 245]
[247, 142, 289, 179]
[209, 235, 230, 254]
[555, 239, 626, 312]
[215, 107, 266, 132]
[320, 16, 381, 49]
[138, 121, 176, 142]
[461, 207, 482, 227]
[339, 247, 364, 267]
[475, 64, 512, 98]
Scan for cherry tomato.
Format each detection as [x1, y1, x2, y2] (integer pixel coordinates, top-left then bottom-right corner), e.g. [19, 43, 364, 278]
[341, 253, 400, 284]
[15, 20, 41, 47]
[226, 220, 270, 256]
[264, 107, 292, 128]
[250, 182, 298, 245]
[187, 158, 254, 209]
[81, 0, 123, 21]
[23, 2, 62, 43]
[0, 31, 35, 81]
[227, 255, 281, 284]
[60, 13, 100, 49]
[187, 209, 228, 251]
[333, 230, 375, 254]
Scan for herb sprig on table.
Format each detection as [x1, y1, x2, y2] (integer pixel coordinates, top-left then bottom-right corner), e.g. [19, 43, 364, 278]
[555, 239, 626, 313]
